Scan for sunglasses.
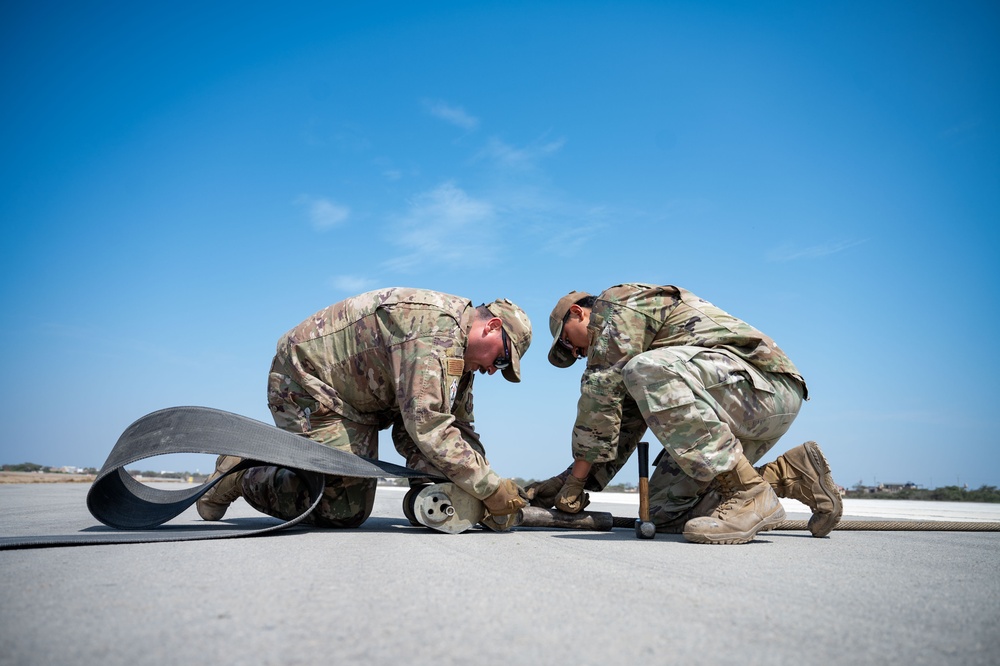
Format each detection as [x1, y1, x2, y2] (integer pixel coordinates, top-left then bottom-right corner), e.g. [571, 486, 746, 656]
[557, 313, 586, 359]
[494, 328, 512, 370]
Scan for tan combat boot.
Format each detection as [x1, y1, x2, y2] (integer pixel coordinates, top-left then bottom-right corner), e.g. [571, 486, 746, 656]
[683, 455, 786, 544]
[196, 455, 246, 521]
[757, 441, 843, 537]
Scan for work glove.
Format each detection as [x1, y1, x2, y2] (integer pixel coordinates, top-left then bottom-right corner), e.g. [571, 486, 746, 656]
[483, 478, 528, 516]
[481, 478, 528, 532]
[554, 475, 590, 514]
[480, 511, 524, 532]
[523, 469, 571, 508]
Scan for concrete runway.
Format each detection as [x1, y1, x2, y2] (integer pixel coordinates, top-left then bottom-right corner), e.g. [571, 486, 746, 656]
[1, 483, 998, 666]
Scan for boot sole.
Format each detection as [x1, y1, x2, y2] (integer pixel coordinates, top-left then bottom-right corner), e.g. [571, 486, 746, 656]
[803, 441, 843, 537]
[683, 505, 787, 545]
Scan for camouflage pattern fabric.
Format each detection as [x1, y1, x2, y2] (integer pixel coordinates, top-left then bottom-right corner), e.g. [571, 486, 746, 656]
[242, 288, 520, 527]
[569, 284, 807, 526]
[624, 348, 804, 527]
[582, 400, 645, 491]
[249, 375, 380, 527]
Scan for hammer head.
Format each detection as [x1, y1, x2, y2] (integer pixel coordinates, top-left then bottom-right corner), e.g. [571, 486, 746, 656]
[635, 519, 656, 539]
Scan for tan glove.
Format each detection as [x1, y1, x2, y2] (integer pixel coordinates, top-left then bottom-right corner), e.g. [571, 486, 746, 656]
[523, 469, 571, 508]
[554, 475, 590, 514]
[480, 511, 523, 532]
[483, 478, 528, 516]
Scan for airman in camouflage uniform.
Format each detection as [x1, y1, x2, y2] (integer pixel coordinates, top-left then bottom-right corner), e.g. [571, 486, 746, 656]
[527, 284, 842, 543]
[197, 288, 532, 529]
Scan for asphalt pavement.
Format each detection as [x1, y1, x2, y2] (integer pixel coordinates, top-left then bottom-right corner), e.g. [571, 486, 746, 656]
[1, 483, 998, 666]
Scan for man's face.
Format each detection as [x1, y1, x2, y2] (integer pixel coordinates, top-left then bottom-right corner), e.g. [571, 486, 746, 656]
[464, 317, 507, 376]
[559, 306, 590, 360]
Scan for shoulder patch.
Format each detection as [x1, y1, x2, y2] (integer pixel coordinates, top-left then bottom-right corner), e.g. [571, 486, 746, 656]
[446, 358, 465, 376]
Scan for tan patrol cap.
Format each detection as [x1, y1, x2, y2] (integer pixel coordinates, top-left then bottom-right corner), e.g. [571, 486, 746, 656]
[548, 290, 591, 368]
[485, 298, 532, 383]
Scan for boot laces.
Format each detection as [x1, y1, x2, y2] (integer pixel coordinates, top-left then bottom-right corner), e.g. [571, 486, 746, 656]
[207, 471, 244, 505]
[217, 479, 243, 503]
[714, 475, 739, 517]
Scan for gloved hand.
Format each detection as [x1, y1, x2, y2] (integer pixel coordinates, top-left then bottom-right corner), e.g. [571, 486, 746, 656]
[554, 475, 590, 514]
[523, 469, 571, 508]
[480, 511, 523, 532]
[483, 478, 528, 516]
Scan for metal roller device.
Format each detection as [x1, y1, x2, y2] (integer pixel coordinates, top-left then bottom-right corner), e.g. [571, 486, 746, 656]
[412, 482, 486, 534]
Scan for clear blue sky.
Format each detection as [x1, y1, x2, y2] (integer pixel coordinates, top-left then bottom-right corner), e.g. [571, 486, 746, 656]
[2, 1, 997, 489]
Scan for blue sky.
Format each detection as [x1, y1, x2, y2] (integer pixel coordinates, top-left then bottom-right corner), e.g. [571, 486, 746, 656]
[2, 1, 998, 489]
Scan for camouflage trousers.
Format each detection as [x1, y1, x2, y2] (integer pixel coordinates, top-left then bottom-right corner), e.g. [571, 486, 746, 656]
[621, 346, 805, 527]
[238, 358, 379, 528]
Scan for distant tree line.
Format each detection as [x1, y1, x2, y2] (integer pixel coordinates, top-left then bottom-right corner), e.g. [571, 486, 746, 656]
[2, 463, 192, 478]
[127, 470, 208, 480]
[2, 463, 98, 474]
[846, 485, 1000, 503]
[2, 463, 46, 472]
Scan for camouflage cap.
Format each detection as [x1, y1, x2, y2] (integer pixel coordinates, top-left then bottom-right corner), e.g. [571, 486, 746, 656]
[485, 298, 532, 383]
[548, 290, 591, 368]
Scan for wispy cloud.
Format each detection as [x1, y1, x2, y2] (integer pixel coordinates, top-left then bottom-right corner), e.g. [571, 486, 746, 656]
[371, 156, 409, 182]
[766, 239, 867, 262]
[539, 215, 608, 257]
[478, 136, 565, 169]
[370, 129, 587, 273]
[295, 195, 350, 231]
[382, 181, 497, 272]
[422, 99, 479, 131]
[477, 181, 609, 256]
[330, 274, 378, 293]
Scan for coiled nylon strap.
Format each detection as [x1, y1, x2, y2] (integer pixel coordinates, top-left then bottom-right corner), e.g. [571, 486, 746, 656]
[1, 406, 440, 550]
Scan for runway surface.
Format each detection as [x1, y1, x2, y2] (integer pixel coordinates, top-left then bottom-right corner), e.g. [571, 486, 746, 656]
[1, 483, 997, 666]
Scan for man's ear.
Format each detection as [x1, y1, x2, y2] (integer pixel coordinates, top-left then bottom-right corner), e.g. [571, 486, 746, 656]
[487, 316, 503, 334]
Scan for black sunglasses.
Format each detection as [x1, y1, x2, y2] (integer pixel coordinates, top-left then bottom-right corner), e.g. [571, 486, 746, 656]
[494, 328, 512, 370]
[558, 311, 586, 358]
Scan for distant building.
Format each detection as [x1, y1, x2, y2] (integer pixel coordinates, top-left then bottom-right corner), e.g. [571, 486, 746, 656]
[880, 482, 919, 493]
[850, 482, 920, 495]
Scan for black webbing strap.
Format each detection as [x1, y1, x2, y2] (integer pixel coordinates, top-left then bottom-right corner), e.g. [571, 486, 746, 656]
[0, 406, 442, 550]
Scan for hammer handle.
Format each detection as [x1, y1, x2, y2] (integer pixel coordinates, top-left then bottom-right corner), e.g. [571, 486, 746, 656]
[637, 441, 650, 523]
[519, 507, 614, 531]
[638, 479, 650, 523]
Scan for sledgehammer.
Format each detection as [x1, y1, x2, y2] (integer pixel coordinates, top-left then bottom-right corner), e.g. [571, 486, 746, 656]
[635, 441, 656, 539]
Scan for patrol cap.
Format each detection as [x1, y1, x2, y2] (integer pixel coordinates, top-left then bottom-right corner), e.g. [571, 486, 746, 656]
[548, 290, 591, 368]
[485, 298, 532, 383]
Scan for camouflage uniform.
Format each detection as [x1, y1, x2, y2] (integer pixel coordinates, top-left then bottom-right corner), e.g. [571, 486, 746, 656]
[567, 284, 808, 528]
[242, 288, 528, 528]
